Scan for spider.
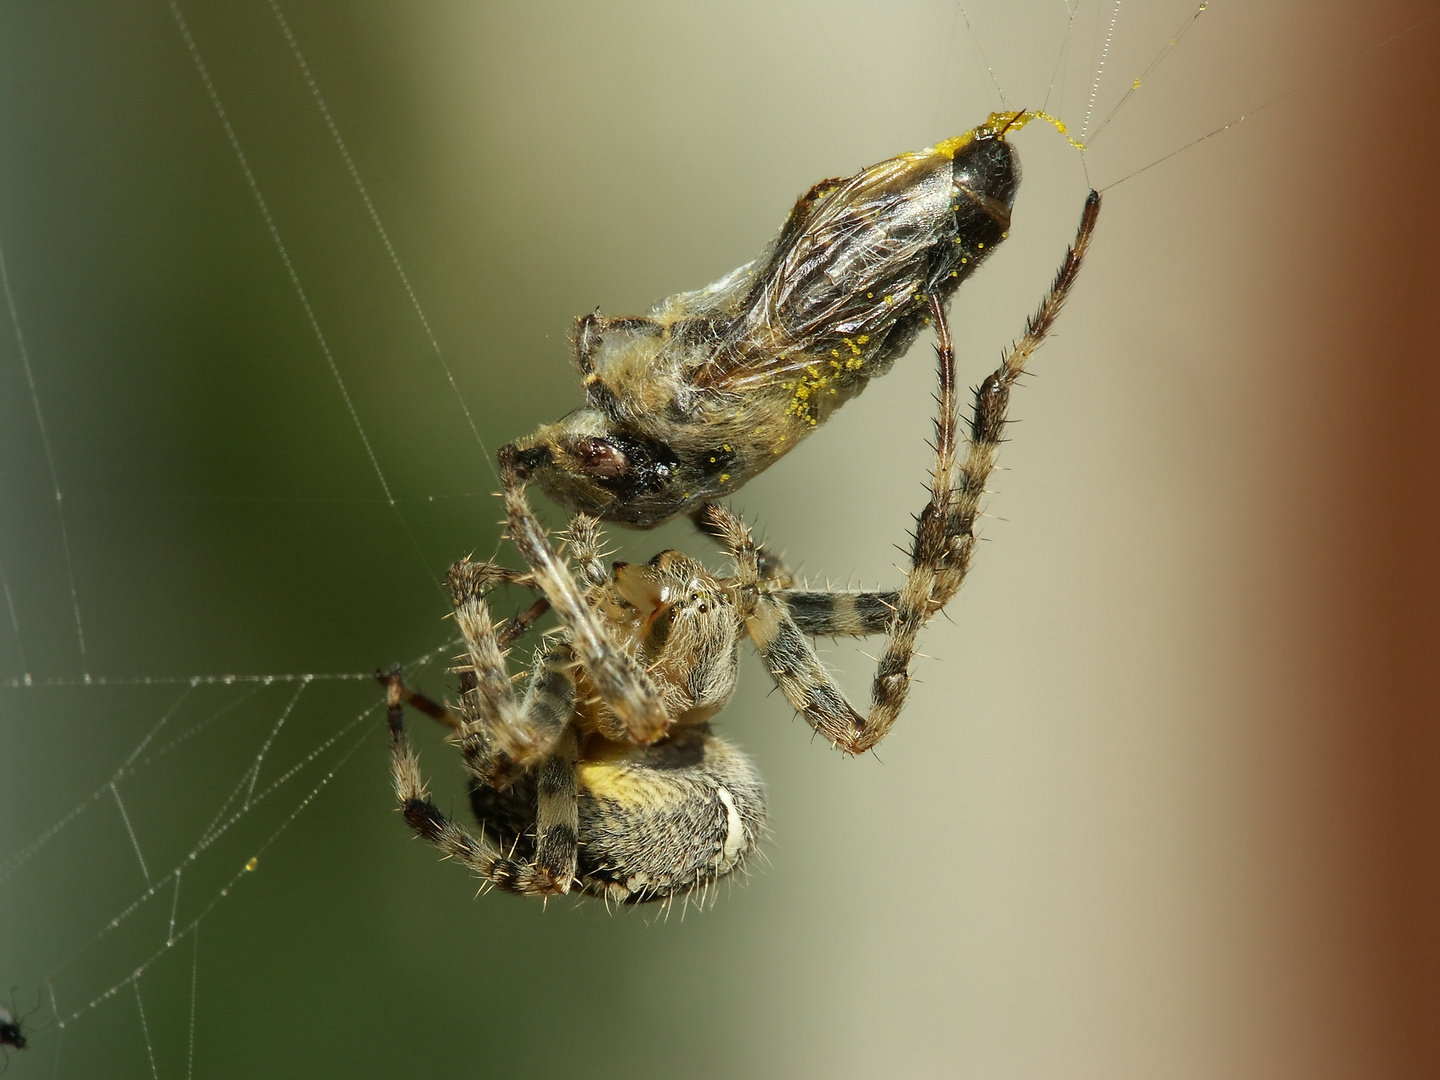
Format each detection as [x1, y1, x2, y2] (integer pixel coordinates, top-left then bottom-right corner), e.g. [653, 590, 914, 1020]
[381, 189, 1099, 903]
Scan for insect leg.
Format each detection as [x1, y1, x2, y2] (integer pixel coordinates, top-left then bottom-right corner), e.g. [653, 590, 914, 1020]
[573, 312, 665, 414]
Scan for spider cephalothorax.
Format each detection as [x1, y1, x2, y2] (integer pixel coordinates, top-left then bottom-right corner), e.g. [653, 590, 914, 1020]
[382, 187, 1099, 904]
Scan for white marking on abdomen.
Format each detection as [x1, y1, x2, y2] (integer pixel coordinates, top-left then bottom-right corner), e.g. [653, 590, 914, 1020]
[716, 786, 744, 869]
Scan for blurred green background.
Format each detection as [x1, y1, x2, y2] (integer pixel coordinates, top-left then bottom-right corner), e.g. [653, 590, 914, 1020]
[2, 3, 1437, 1077]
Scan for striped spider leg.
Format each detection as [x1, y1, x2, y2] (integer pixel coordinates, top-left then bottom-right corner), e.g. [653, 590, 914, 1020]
[719, 190, 1101, 756]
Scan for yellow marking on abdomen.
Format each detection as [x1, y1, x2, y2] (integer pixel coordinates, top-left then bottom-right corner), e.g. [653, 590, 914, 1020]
[577, 760, 671, 811]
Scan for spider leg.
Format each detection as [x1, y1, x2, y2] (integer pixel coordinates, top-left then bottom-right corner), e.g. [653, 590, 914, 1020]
[926, 191, 1101, 615]
[498, 452, 669, 745]
[467, 565, 536, 589]
[447, 561, 575, 768]
[383, 669, 569, 897]
[721, 192, 1101, 754]
[532, 728, 579, 891]
[691, 502, 794, 586]
[372, 669, 466, 731]
[370, 587, 550, 737]
[564, 512, 609, 589]
[771, 589, 901, 637]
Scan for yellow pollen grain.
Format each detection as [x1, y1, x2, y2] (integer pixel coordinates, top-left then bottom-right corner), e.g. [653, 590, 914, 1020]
[719, 473, 730, 482]
[857, 334, 868, 344]
[932, 133, 974, 159]
[245, 856, 258, 872]
[942, 107, 1087, 154]
[1024, 109, 1088, 151]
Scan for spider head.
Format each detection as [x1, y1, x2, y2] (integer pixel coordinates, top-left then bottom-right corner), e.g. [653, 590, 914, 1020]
[611, 552, 734, 652]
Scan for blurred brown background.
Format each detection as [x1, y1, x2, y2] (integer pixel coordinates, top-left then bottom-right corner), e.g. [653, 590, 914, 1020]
[1, 2, 1437, 1077]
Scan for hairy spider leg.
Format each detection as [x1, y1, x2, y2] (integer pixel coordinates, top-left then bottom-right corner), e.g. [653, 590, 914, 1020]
[446, 559, 580, 766]
[562, 512, 610, 588]
[718, 192, 1102, 754]
[691, 502, 795, 587]
[498, 457, 671, 746]
[385, 669, 578, 897]
[375, 588, 552, 735]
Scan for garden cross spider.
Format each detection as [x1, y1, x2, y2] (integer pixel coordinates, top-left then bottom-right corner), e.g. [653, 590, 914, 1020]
[382, 189, 1099, 903]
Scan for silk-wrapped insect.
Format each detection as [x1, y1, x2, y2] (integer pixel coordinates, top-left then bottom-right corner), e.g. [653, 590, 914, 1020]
[501, 110, 1047, 529]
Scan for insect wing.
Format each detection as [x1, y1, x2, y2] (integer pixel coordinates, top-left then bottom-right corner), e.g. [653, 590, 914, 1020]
[709, 152, 956, 392]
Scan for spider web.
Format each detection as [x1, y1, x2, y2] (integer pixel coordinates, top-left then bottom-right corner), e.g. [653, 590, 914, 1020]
[1, 3, 1434, 1078]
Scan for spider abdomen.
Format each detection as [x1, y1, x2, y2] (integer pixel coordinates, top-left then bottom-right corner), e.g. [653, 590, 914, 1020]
[575, 727, 765, 904]
[459, 725, 765, 904]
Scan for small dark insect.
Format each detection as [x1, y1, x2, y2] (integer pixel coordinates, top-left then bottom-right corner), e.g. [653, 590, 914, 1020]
[0, 1009, 22, 1051]
[501, 111, 1042, 530]
[381, 187, 1099, 903]
[0, 1002, 26, 1068]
